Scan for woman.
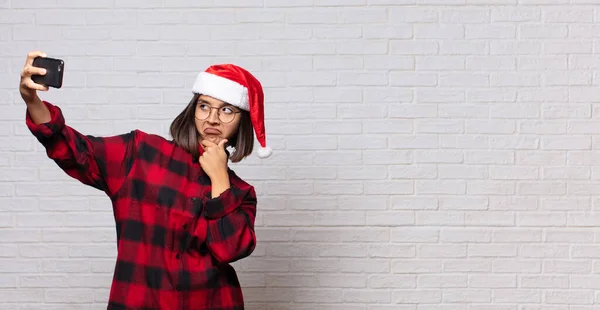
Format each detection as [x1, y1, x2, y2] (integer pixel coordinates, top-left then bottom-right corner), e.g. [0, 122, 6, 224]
[20, 51, 272, 310]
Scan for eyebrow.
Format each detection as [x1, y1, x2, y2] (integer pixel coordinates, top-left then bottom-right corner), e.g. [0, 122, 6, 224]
[197, 99, 237, 109]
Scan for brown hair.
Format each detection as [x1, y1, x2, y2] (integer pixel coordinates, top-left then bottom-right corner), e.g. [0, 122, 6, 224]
[169, 93, 254, 163]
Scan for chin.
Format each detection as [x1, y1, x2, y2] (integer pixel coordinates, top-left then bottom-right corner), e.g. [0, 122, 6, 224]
[202, 135, 222, 143]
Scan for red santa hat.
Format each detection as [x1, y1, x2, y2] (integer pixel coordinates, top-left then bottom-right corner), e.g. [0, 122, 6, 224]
[192, 64, 272, 158]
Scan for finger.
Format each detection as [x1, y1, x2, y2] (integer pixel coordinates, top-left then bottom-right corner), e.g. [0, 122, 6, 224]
[25, 79, 48, 91]
[218, 139, 228, 149]
[21, 65, 46, 78]
[25, 51, 47, 66]
[201, 139, 217, 148]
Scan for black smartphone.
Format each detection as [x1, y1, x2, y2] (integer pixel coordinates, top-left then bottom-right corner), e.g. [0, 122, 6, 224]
[31, 56, 64, 89]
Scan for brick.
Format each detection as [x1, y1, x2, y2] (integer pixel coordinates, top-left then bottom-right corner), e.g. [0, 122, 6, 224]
[317, 244, 367, 257]
[468, 244, 518, 257]
[490, 41, 541, 55]
[44, 259, 91, 273]
[235, 9, 285, 23]
[294, 228, 388, 243]
[364, 25, 412, 39]
[520, 25, 568, 39]
[393, 290, 442, 303]
[466, 25, 516, 39]
[0, 289, 43, 302]
[416, 180, 466, 195]
[520, 56, 568, 70]
[544, 8, 594, 23]
[415, 24, 464, 39]
[415, 150, 463, 164]
[444, 259, 491, 272]
[493, 259, 541, 273]
[343, 289, 391, 303]
[493, 289, 541, 303]
[442, 8, 490, 23]
[491, 7, 541, 22]
[545, 260, 591, 274]
[44, 289, 95, 303]
[543, 290, 593, 304]
[315, 181, 363, 195]
[440, 40, 488, 55]
[368, 244, 415, 258]
[419, 244, 466, 258]
[439, 198, 489, 211]
[444, 289, 491, 303]
[389, 8, 438, 22]
[390, 40, 439, 55]
[418, 274, 466, 288]
[492, 228, 540, 243]
[339, 196, 388, 210]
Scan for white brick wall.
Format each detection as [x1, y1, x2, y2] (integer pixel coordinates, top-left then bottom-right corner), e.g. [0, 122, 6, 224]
[3, 1, 600, 309]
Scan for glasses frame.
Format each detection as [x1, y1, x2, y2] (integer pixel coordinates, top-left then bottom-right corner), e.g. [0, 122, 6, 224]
[195, 103, 241, 124]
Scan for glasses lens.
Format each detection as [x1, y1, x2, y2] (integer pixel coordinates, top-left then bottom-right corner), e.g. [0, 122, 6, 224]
[197, 104, 210, 119]
[219, 113, 234, 123]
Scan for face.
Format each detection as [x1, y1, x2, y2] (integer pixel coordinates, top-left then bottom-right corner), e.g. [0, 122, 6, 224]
[194, 94, 242, 145]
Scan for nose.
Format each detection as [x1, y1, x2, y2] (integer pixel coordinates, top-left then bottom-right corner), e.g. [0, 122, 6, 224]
[206, 108, 219, 123]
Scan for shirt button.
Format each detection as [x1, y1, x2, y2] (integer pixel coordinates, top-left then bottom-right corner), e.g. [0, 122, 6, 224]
[183, 224, 188, 230]
[176, 285, 181, 291]
[176, 253, 181, 259]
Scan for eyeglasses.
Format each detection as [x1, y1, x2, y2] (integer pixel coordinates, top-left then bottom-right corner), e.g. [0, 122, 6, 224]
[195, 103, 241, 124]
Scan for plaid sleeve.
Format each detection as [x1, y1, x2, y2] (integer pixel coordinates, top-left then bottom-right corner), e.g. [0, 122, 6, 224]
[203, 185, 257, 264]
[26, 101, 137, 196]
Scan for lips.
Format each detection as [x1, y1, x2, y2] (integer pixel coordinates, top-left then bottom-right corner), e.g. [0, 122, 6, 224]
[203, 128, 221, 135]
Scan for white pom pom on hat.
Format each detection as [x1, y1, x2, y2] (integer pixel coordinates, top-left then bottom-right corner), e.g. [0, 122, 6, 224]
[192, 64, 272, 158]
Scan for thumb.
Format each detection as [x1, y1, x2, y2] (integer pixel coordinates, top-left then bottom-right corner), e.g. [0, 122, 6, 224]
[218, 139, 228, 149]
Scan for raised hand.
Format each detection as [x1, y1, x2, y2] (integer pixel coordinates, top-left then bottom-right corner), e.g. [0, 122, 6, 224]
[20, 51, 49, 104]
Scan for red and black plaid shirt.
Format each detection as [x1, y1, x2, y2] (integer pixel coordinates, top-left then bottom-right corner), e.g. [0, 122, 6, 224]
[26, 101, 257, 310]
